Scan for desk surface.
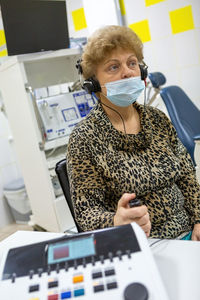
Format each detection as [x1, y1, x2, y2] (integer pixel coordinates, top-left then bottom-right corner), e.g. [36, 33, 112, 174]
[0, 231, 200, 300]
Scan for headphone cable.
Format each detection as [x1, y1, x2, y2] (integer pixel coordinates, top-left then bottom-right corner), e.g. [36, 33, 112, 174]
[94, 90, 168, 241]
[92, 92, 127, 134]
[101, 101, 127, 134]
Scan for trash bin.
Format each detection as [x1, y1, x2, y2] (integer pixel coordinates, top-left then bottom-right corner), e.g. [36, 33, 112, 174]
[3, 178, 32, 224]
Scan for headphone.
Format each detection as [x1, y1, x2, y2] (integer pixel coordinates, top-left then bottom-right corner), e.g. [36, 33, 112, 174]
[76, 59, 148, 94]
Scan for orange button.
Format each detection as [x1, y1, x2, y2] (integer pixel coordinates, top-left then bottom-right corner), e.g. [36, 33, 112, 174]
[73, 275, 84, 283]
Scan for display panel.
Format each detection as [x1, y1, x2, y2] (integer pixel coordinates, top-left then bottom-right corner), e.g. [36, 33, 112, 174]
[0, 0, 69, 55]
[48, 235, 95, 264]
[62, 107, 78, 122]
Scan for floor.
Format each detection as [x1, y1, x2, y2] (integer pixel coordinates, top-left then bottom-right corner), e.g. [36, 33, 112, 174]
[0, 223, 34, 242]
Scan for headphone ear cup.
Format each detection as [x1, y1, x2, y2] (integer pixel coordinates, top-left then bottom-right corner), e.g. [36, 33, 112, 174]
[139, 64, 148, 81]
[82, 78, 101, 94]
[82, 80, 94, 94]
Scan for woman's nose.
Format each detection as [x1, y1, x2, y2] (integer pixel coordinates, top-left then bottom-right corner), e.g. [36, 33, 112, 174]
[121, 64, 133, 79]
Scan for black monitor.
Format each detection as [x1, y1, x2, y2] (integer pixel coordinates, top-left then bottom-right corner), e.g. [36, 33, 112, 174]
[0, 0, 70, 55]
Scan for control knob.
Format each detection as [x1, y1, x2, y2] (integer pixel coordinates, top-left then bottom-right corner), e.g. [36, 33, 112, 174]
[124, 282, 149, 300]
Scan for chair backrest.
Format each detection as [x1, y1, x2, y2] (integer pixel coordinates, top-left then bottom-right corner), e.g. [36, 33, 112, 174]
[160, 86, 200, 164]
[148, 72, 166, 89]
[55, 158, 82, 232]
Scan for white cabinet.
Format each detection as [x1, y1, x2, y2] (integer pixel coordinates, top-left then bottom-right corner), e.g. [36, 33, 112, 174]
[0, 49, 81, 232]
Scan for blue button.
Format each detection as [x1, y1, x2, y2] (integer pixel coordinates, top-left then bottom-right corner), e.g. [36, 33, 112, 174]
[61, 291, 71, 299]
[74, 288, 85, 297]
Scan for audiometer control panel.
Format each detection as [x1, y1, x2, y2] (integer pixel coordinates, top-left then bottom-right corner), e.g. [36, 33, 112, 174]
[0, 223, 169, 300]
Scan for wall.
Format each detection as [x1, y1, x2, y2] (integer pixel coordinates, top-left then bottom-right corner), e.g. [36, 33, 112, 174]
[66, 0, 88, 39]
[67, 0, 200, 109]
[0, 14, 23, 227]
[121, 0, 200, 109]
[0, 92, 21, 227]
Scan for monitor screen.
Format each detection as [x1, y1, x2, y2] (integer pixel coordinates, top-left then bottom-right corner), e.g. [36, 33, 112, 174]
[0, 0, 70, 55]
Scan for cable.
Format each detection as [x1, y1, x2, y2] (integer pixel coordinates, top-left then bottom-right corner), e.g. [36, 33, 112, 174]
[92, 92, 127, 134]
[94, 89, 169, 240]
[149, 239, 164, 248]
[101, 101, 127, 134]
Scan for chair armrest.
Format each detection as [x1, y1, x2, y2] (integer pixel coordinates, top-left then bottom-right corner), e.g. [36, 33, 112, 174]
[194, 141, 200, 184]
[194, 134, 200, 141]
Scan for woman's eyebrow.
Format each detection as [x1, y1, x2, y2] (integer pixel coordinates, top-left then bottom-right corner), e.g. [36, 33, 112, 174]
[103, 59, 119, 65]
[128, 55, 137, 60]
[103, 55, 137, 65]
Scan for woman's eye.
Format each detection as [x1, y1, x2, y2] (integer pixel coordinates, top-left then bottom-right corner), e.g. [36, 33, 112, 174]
[129, 61, 137, 68]
[107, 64, 119, 72]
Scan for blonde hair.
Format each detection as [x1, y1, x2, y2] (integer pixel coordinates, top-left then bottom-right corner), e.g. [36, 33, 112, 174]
[81, 25, 144, 79]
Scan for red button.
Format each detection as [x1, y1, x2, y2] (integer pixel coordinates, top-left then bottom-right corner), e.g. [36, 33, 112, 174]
[48, 294, 58, 300]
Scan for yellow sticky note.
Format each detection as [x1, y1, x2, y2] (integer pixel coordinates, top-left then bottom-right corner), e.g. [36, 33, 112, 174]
[71, 7, 87, 31]
[119, 0, 126, 15]
[129, 20, 151, 43]
[169, 5, 194, 34]
[145, 0, 165, 6]
[0, 49, 8, 57]
[0, 30, 6, 47]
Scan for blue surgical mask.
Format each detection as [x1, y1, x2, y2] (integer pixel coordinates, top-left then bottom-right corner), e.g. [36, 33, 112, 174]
[103, 76, 145, 107]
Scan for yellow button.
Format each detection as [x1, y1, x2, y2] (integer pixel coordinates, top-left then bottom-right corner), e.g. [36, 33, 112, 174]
[29, 298, 40, 300]
[73, 275, 84, 283]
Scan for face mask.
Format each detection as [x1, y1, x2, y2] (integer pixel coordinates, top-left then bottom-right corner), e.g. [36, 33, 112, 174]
[103, 76, 145, 107]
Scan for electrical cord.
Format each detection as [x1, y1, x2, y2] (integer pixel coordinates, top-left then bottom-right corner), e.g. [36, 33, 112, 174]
[94, 89, 169, 241]
[101, 101, 127, 134]
[92, 92, 127, 134]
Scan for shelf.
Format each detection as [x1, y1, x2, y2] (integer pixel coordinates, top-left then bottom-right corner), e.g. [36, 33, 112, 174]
[0, 47, 79, 232]
[0, 48, 81, 71]
[44, 135, 69, 151]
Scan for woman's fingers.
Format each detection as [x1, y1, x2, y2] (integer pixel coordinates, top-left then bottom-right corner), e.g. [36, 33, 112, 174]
[114, 193, 151, 237]
[118, 193, 136, 208]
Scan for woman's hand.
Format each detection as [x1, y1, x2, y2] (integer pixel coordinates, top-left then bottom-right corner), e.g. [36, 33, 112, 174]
[114, 193, 151, 237]
[192, 224, 200, 241]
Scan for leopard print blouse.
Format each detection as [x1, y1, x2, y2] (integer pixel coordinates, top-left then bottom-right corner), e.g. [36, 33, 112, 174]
[66, 101, 200, 238]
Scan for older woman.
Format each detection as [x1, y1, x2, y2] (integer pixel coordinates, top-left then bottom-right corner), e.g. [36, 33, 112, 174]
[67, 25, 200, 240]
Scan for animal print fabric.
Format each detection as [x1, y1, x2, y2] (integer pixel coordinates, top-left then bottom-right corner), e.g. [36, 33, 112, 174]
[66, 102, 200, 238]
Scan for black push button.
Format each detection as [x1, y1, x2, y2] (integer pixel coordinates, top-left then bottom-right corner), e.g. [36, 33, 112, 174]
[107, 282, 118, 290]
[48, 280, 58, 288]
[29, 284, 39, 293]
[105, 268, 115, 276]
[92, 271, 103, 279]
[94, 284, 104, 293]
